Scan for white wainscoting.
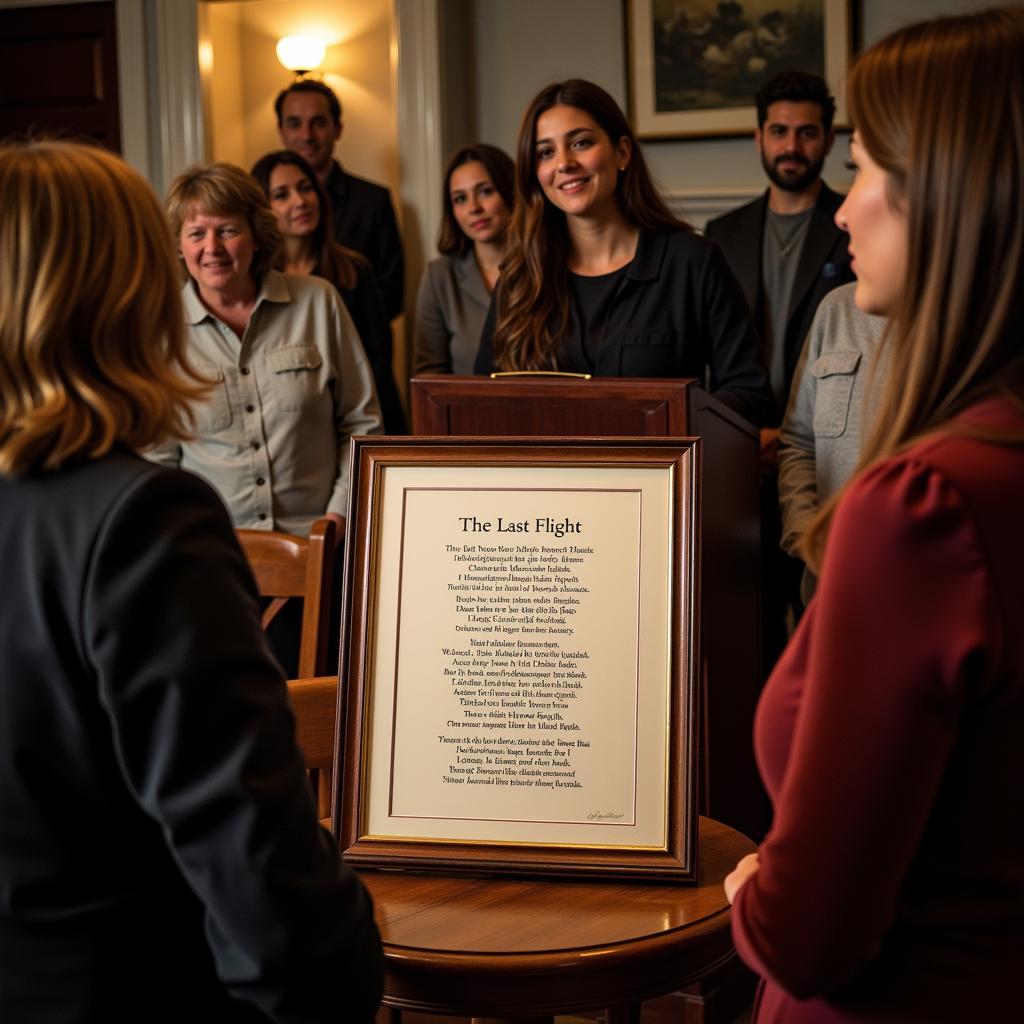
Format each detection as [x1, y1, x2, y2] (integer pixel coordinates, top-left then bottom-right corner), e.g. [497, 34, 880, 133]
[664, 188, 763, 232]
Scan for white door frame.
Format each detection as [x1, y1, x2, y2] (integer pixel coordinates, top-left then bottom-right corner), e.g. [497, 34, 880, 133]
[1, 0, 446, 316]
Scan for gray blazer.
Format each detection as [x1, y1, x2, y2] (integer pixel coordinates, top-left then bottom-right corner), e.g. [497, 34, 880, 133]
[413, 250, 491, 375]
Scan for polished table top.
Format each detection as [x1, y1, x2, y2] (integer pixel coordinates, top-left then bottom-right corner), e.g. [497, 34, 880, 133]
[359, 816, 754, 1019]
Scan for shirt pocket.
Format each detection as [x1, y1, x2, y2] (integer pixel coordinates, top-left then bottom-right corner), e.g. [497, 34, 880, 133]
[616, 329, 677, 376]
[811, 350, 861, 438]
[267, 346, 324, 412]
[193, 362, 232, 432]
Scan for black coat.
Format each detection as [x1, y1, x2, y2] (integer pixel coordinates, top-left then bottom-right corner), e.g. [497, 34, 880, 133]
[0, 449, 382, 1022]
[704, 184, 854, 411]
[475, 228, 776, 428]
[326, 162, 404, 322]
[340, 259, 407, 433]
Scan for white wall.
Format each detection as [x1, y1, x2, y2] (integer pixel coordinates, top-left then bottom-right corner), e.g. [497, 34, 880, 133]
[466, 0, 990, 225]
[470, 0, 627, 155]
[201, 0, 399, 197]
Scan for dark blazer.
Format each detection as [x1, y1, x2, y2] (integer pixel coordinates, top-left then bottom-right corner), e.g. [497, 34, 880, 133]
[326, 161, 404, 321]
[0, 449, 382, 1022]
[704, 183, 854, 409]
[475, 228, 776, 427]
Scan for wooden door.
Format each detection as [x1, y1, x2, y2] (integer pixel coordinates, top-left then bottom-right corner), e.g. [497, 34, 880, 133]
[0, 1, 121, 151]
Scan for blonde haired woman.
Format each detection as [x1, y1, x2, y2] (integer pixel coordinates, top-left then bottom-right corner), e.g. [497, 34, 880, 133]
[158, 162, 381, 539]
[725, 9, 1024, 1020]
[0, 141, 381, 1021]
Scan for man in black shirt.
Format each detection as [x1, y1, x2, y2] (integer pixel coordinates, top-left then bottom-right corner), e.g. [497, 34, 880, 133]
[276, 80, 404, 321]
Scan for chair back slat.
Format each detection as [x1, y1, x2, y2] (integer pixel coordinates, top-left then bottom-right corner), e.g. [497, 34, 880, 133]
[288, 675, 337, 771]
[238, 521, 339, 819]
[237, 518, 337, 677]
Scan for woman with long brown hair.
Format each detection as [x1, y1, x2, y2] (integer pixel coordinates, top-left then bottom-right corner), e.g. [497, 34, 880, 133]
[250, 149, 405, 432]
[474, 78, 774, 426]
[0, 141, 381, 1020]
[725, 9, 1024, 1020]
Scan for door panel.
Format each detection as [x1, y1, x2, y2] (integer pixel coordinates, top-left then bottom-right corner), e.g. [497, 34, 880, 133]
[0, 1, 121, 151]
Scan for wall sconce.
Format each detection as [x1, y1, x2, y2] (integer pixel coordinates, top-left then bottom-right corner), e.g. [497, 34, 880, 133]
[276, 36, 327, 79]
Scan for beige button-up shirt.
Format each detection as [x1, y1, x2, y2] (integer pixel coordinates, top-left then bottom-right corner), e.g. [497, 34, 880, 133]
[151, 271, 382, 536]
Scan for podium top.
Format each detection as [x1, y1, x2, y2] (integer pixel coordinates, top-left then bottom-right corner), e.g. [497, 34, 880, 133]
[410, 374, 758, 440]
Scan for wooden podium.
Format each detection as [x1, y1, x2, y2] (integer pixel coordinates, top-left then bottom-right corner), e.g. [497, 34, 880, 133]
[410, 375, 767, 841]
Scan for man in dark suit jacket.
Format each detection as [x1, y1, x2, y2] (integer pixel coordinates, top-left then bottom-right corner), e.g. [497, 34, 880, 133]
[705, 71, 854, 671]
[706, 185, 851, 411]
[276, 80, 405, 321]
[705, 71, 853, 418]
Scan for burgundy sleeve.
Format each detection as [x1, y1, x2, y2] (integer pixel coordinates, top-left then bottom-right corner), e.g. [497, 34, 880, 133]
[732, 456, 998, 998]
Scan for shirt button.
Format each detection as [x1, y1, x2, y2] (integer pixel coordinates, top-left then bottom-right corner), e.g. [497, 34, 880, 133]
[258, 513, 267, 521]
[252, 441, 261, 450]
[256, 477, 265, 486]
[246, 404, 255, 413]
[241, 367, 250, 375]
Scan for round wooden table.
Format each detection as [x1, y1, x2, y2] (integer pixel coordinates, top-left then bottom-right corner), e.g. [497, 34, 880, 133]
[361, 816, 754, 1023]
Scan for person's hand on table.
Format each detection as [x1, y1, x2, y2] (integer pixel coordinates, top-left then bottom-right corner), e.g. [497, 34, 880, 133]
[724, 852, 760, 904]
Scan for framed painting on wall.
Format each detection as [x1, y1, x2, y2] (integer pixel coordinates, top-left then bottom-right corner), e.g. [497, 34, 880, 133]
[626, 0, 853, 139]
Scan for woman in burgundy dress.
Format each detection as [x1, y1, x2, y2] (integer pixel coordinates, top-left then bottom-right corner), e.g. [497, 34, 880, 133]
[725, 9, 1024, 1021]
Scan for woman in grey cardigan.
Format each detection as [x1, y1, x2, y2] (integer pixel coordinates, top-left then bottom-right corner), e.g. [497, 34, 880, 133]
[413, 144, 513, 374]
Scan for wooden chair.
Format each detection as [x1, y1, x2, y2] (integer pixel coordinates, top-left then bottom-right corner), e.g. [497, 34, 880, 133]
[237, 517, 337, 678]
[238, 518, 338, 814]
[287, 675, 339, 821]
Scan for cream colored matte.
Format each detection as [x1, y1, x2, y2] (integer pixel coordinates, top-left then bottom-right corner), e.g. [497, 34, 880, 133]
[360, 461, 686, 850]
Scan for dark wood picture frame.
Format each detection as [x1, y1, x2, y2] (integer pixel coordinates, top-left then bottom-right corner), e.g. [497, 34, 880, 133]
[333, 437, 701, 881]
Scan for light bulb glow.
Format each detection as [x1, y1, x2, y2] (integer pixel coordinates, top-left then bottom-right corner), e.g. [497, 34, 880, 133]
[276, 36, 326, 73]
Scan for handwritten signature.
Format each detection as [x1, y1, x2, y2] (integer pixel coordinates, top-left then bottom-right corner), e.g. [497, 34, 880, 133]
[586, 811, 625, 821]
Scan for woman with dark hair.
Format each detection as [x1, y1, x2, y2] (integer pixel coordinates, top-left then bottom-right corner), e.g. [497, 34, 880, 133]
[251, 149, 405, 432]
[414, 143, 514, 374]
[474, 79, 774, 426]
[0, 140, 381, 1021]
[725, 9, 1024, 1020]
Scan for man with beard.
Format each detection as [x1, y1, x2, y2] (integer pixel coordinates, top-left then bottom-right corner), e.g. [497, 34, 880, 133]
[705, 71, 853, 671]
[706, 71, 852, 416]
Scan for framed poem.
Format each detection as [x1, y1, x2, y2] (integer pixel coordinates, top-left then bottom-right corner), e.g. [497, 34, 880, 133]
[333, 437, 701, 881]
[626, 0, 853, 139]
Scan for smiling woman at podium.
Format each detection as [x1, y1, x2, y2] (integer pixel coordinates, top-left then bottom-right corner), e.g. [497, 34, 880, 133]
[474, 78, 775, 428]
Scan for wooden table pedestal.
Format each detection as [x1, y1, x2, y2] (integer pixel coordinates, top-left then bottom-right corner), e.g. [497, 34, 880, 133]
[363, 817, 755, 1023]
